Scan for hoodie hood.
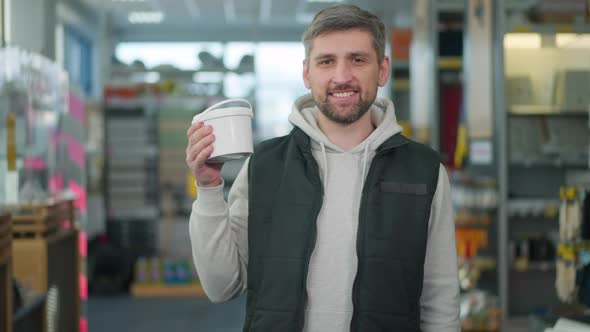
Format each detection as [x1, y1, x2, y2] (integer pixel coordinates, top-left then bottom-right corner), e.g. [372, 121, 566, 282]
[288, 93, 403, 153]
[288, 93, 404, 194]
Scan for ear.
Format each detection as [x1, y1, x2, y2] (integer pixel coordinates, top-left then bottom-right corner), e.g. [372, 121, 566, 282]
[378, 56, 391, 87]
[302, 59, 311, 89]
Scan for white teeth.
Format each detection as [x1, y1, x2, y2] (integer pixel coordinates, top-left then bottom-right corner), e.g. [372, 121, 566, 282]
[332, 91, 355, 98]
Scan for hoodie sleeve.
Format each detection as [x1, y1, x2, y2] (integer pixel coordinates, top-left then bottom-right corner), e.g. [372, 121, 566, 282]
[189, 158, 250, 303]
[420, 164, 461, 332]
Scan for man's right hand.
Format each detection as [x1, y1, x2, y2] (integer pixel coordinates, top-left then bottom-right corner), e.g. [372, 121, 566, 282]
[186, 121, 223, 187]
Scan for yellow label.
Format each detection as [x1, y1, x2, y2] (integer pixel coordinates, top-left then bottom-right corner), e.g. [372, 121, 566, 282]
[6, 112, 16, 171]
[560, 186, 577, 200]
[558, 244, 575, 261]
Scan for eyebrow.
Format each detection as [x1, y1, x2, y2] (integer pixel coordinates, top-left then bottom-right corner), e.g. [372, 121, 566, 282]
[313, 51, 372, 61]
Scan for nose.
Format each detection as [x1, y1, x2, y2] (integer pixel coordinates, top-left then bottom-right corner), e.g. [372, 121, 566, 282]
[332, 61, 353, 84]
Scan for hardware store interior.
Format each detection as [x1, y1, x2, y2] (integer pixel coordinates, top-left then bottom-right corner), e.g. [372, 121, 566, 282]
[1, 0, 590, 331]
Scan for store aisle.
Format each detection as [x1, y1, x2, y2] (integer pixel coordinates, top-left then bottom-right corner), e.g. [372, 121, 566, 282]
[88, 294, 246, 332]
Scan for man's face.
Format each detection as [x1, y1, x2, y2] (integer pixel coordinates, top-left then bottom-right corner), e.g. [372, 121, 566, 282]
[303, 28, 390, 124]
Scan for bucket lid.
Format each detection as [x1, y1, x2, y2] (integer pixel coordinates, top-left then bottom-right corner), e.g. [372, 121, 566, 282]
[192, 98, 253, 124]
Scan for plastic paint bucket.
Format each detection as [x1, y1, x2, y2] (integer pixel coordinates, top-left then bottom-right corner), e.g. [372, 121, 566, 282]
[192, 98, 254, 163]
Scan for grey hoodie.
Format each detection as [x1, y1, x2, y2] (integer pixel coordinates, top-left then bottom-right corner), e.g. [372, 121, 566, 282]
[189, 94, 460, 332]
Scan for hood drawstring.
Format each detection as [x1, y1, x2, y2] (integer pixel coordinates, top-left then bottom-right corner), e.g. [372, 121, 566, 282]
[360, 143, 370, 191]
[320, 142, 328, 192]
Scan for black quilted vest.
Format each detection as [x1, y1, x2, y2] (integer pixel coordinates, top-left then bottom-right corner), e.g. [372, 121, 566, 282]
[244, 127, 440, 332]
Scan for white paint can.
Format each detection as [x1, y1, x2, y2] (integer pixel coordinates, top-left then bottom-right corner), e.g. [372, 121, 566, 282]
[192, 98, 254, 163]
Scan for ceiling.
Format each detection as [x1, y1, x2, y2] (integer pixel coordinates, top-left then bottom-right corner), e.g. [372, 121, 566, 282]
[84, 0, 417, 42]
[80, 0, 540, 42]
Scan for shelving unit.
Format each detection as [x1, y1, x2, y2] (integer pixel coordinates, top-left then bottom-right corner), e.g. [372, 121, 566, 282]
[104, 94, 160, 257]
[392, 8, 465, 158]
[0, 213, 12, 332]
[4, 198, 80, 332]
[438, 56, 463, 70]
[131, 283, 205, 298]
[158, 96, 211, 214]
[495, 3, 590, 319]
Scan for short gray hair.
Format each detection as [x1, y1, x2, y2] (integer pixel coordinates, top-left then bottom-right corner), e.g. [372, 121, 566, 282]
[302, 5, 386, 63]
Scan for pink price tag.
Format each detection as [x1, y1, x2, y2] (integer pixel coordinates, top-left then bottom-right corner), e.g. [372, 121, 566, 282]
[49, 172, 63, 192]
[79, 274, 88, 300]
[69, 94, 86, 125]
[79, 231, 87, 257]
[69, 180, 87, 213]
[65, 133, 86, 169]
[80, 317, 88, 332]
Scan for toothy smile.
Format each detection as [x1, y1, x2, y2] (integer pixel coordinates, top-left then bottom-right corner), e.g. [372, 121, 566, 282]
[330, 91, 358, 98]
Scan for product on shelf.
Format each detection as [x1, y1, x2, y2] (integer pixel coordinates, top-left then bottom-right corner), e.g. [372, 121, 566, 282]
[134, 257, 199, 285]
[460, 290, 501, 332]
[0, 47, 69, 204]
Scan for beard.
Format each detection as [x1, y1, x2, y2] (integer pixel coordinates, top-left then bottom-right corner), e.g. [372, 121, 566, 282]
[315, 85, 375, 124]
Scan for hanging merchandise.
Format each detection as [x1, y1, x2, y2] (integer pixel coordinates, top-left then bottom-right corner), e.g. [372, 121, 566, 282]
[0, 47, 70, 204]
[578, 189, 590, 307]
[582, 191, 590, 240]
[454, 105, 468, 168]
[556, 187, 590, 304]
[577, 246, 590, 307]
[559, 187, 581, 242]
[0, 49, 29, 203]
[556, 244, 577, 303]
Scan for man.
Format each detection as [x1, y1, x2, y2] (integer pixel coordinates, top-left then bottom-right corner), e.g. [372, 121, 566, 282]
[186, 4, 459, 332]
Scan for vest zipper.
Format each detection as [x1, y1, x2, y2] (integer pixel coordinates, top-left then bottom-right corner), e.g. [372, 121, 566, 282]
[299, 158, 324, 332]
[349, 149, 388, 332]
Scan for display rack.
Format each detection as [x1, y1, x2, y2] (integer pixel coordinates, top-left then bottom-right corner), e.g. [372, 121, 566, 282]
[129, 256, 205, 298]
[390, 12, 464, 147]
[158, 95, 217, 215]
[104, 94, 160, 257]
[0, 213, 12, 332]
[131, 283, 205, 297]
[494, 2, 590, 320]
[3, 198, 80, 332]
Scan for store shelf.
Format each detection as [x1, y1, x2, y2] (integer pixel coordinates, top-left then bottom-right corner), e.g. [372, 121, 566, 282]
[507, 198, 560, 218]
[111, 65, 254, 78]
[509, 158, 588, 168]
[438, 56, 462, 70]
[473, 257, 497, 271]
[455, 213, 494, 227]
[512, 261, 555, 273]
[508, 105, 589, 116]
[131, 283, 206, 297]
[105, 96, 161, 109]
[511, 24, 590, 34]
[393, 79, 410, 90]
[391, 61, 410, 69]
[0, 213, 12, 332]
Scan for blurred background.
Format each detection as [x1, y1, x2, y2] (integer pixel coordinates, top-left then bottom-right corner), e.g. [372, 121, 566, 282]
[0, 0, 589, 331]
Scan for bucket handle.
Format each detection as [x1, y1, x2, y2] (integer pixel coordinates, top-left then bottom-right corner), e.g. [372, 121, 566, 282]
[195, 98, 252, 122]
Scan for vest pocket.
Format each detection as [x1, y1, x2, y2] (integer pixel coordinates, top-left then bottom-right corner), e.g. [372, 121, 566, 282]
[368, 187, 431, 244]
[380, 181, 428, 195]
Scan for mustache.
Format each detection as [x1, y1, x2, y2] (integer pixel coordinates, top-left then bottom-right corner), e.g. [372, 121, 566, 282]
[329, 84, 358, 93]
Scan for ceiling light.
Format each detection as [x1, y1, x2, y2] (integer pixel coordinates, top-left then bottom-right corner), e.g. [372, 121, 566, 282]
[128, 11, 164, 24]
[306, 0, 345, 2]
[193, 72, 224, 83]
[556, 33, 590, 49]
[113, 0, 146, 2]
[504, 33, 541, 49]
[130, 71, 160, 84]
